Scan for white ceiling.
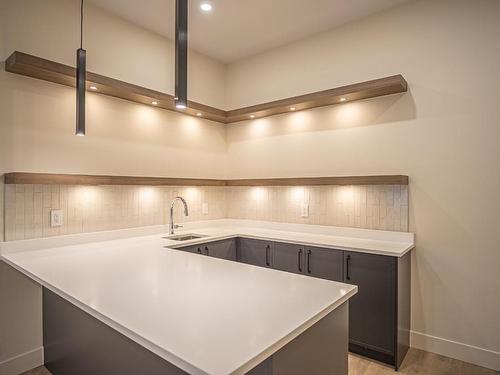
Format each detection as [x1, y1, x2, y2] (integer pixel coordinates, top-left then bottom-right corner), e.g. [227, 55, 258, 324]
[89, 0, 410, 64]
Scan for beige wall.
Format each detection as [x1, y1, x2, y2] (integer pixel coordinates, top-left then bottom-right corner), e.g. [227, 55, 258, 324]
[225, 0, 500, 368]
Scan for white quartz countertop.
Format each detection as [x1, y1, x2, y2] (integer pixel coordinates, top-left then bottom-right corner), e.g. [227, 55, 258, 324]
[0, 220, 414, 375]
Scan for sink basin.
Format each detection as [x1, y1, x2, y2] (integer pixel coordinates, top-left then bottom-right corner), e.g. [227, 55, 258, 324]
[164, 233, 207, 241]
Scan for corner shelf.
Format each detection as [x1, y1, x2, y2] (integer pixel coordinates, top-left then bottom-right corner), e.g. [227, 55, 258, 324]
[5, 51, 408, 124]
[4, 173, 408, 186]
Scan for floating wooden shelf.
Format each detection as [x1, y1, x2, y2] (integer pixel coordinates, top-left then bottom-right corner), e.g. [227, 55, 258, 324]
[5, 51, 227, 123]
[4, 173, 408, 186]
[5, 51, 408, 124]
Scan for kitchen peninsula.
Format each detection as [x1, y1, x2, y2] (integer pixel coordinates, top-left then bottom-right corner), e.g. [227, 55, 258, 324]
[1, 220, 414, 375]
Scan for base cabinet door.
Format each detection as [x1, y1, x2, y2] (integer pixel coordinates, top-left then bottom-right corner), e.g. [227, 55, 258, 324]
[305, 246, 343, 282]
[273, 242, 304, 275]
[237, 238, 273, 267]
[344, 251, 396, 364]
[206, 239, 237, 261]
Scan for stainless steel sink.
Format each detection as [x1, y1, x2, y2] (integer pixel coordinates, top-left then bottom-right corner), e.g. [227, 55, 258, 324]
[164, 233, 207, 241]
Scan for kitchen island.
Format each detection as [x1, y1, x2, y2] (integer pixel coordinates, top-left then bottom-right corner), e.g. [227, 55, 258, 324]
[1, 220, 414, 374]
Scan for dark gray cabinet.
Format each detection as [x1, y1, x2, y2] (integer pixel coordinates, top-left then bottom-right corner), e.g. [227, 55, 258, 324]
[305, 246, 343, 282]
[343, 250, 410, 370]
[343, 251, 396, 363]
[237, 238, 273, 268]
[273, 243, 343, 282]
[205, 238, 237, 261]
[273, 242, 305, 275]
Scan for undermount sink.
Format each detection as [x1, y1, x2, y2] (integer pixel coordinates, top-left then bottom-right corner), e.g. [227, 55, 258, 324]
[164, 233, 207, 241]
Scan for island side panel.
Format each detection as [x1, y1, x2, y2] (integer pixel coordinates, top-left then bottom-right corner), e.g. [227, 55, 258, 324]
[248, 302, 348, 375]
[43, 288, 188, 375]
[396, 251, 411, 369]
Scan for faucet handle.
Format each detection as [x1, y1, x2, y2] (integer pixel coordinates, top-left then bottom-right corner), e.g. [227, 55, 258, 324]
[174, 224, 183, 229]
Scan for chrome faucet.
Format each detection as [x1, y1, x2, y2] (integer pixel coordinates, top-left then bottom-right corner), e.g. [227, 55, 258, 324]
[169, 196, 189, 235]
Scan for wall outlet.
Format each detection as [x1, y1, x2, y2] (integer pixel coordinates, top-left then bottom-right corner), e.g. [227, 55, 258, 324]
[50, 209, 63, 227]
[202, 203, 209, 215]
[301, 203, 309, 218]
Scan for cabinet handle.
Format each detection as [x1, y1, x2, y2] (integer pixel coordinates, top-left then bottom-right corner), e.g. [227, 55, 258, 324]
[298, 249, 303, 272]
[265, 245, 271, 266]
[197, 247, 202, 254]
[307, 249, 312, 274]
[346, 255, 351, 281]
[205, 246, 209, 256]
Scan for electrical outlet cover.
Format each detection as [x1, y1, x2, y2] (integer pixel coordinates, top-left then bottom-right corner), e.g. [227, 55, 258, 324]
[202, 203, 209, 215]
[301, 203, 309, 218]
[50, 209, 64, 227]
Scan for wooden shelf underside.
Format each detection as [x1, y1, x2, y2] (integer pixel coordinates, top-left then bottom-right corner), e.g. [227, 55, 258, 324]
[4, 173, 409, 186]
[5, 51, 408, 124]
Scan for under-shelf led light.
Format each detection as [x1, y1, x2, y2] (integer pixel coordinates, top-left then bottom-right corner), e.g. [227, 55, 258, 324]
[340, 97, 347, 102]
[200, 2, 212, 11]
[89, 85, 97, 91]
[151, 101, 158, 105]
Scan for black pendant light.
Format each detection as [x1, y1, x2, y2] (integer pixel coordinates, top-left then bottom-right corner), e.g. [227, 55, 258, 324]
[175, 0, 188, 109]
[76, 0, 86, 136]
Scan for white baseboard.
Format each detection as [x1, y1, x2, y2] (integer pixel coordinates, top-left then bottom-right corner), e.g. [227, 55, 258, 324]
[0, 346, 43, 375]
[410, 330, 500, 371]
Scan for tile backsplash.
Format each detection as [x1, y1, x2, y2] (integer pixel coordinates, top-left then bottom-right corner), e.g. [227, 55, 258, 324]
[226, 185, 408, 232]
[3, 184, 408, 241]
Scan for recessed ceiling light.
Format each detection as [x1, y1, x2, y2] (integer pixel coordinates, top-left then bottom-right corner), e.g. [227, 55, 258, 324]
[200, 2, 212, 12]
[197, 112, 202, 117]
[89, 85, 98, 91]
[151, 101, 158, 105]
[290, 107, 296, 111]
[250, 115, 255, 119]
[176, 104, 187, 109]
[340, 97, 347, 102]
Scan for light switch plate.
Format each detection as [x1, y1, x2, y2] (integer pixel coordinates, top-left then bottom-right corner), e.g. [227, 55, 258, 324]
[50, 209, 63, 227]
[202, 203, 209, 215]
[301, 203, 309, 218]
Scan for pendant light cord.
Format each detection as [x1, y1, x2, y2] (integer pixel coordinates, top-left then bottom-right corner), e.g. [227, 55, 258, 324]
[80, 0, 84, 49]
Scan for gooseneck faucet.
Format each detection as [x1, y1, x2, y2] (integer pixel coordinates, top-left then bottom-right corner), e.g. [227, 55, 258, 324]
[169, 196, 189, 235]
